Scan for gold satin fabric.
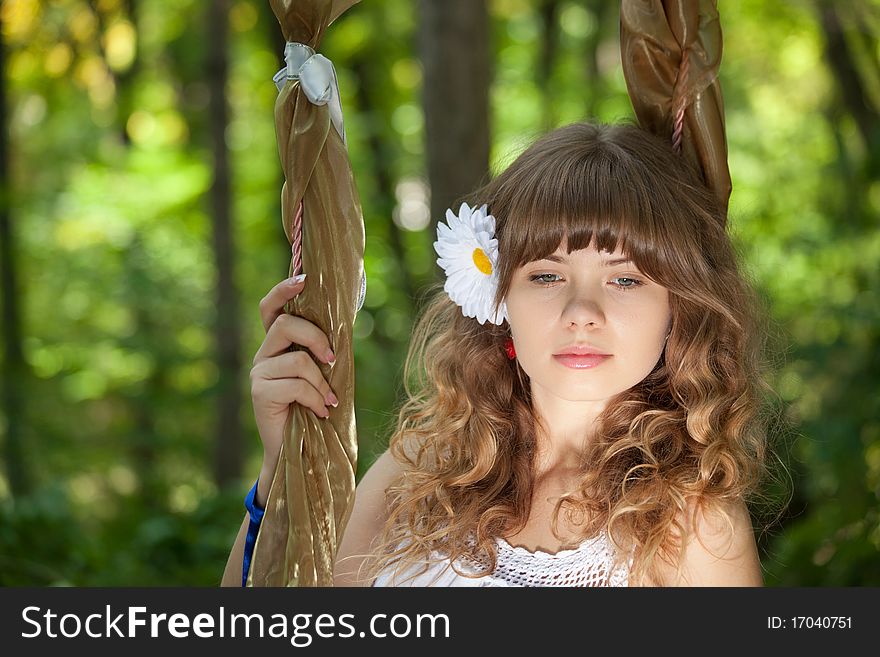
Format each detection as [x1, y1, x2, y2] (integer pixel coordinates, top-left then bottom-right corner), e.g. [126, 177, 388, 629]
[620, 0, 732, 221]
[248, 0, 364, 587]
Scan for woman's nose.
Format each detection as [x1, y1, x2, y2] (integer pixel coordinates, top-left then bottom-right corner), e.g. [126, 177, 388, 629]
[561, 287, 606, 328]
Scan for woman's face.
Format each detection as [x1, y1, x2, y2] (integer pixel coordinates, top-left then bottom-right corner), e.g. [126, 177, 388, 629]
[504, 236, 672, 403]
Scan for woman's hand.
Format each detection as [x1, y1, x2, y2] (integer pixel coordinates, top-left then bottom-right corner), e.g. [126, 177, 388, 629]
[250, 274, 338, 506]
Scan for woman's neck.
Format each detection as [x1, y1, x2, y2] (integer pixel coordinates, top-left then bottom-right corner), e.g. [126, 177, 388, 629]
[530, 380, 606, 474]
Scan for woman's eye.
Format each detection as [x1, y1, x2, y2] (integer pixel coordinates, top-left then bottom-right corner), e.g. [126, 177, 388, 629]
[529, 274, 645, 289]
[529, 273, 561, 285]
[610, 277, 644, 290]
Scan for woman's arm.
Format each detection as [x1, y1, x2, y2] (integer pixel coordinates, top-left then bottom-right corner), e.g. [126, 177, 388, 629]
[332, 449, 405, 586]
[221, 465, 272, 587]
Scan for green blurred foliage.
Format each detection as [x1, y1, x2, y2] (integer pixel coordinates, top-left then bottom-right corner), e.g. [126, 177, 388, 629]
[0, 0, 877, 585]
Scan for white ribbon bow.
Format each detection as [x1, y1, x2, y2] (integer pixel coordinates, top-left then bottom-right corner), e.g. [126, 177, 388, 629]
[273, 42, 347, 147]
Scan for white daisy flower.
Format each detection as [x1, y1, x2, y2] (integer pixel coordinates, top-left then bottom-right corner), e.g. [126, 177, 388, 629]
[433, 202, 508, 326]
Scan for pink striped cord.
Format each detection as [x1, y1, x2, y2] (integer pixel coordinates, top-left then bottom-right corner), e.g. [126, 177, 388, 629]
[291, 199, 303, 277]
[671, 49, 689, 154]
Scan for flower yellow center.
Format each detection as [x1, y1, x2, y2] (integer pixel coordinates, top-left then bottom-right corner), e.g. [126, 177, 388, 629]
[472, 248, 493, 275]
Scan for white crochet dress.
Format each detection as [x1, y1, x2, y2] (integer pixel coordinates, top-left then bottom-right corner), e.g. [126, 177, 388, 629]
[371, 531, 630, 587]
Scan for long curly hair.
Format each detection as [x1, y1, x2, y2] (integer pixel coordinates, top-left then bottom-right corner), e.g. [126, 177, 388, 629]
[357, 121, 785, 586]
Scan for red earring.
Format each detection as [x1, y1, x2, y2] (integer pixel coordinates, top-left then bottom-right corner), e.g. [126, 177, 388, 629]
[504, 336, 516, 360]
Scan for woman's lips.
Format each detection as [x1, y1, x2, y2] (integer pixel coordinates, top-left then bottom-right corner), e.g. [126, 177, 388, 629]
[553, 354, 611, 369]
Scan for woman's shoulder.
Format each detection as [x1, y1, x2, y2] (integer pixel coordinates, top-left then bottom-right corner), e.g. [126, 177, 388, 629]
[645, 497, 763, 587]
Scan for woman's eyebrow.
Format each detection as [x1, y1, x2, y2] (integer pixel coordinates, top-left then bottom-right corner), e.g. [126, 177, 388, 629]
[539, 254, 634, 266]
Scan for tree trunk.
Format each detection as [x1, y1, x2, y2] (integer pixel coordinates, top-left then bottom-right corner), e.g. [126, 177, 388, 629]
[816, 3, 880, 158]
[583, 0, 612, 118]
[207, 0, 243, 488]
[0, 15, 32, 499]
[123, 234, 164, 509]
[537, 0, 561, 131]
[418, 0, 492, 285]
[350, 57, 418, 308]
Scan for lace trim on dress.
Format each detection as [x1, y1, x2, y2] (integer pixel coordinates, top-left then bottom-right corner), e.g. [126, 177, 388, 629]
[372, 530, 631, 587]
[495, 534, 605, 558]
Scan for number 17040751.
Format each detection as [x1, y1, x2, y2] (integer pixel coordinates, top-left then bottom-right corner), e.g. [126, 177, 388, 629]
[767, 616, 852, 630]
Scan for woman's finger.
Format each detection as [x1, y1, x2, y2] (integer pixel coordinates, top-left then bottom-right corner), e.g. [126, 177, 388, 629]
[259, 275, 307, 334]
[252, 350, 337, 407]
[253, 314, 335, 368]
[252, 376, 331, 420]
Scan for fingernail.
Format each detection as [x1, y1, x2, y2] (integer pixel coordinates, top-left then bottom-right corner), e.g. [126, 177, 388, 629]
[325, 349, 336, 363]
[326, 392, 339, 407]
[287, 274, 307, 285]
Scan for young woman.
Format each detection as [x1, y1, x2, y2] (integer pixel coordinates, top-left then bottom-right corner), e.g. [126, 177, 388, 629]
[224, 121, 775, 587]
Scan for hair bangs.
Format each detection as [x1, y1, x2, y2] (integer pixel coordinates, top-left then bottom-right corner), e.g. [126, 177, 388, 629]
[488, 139, 678, 304]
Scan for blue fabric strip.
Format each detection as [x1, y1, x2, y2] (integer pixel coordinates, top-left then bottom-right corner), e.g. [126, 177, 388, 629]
[242, 478, 265, 587]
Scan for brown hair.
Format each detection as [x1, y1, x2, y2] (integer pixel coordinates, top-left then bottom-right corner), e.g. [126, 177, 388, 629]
[355, 121, 785, 586]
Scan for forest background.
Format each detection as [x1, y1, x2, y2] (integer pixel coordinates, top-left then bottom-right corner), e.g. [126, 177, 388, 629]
[1, 0, 878, 586]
